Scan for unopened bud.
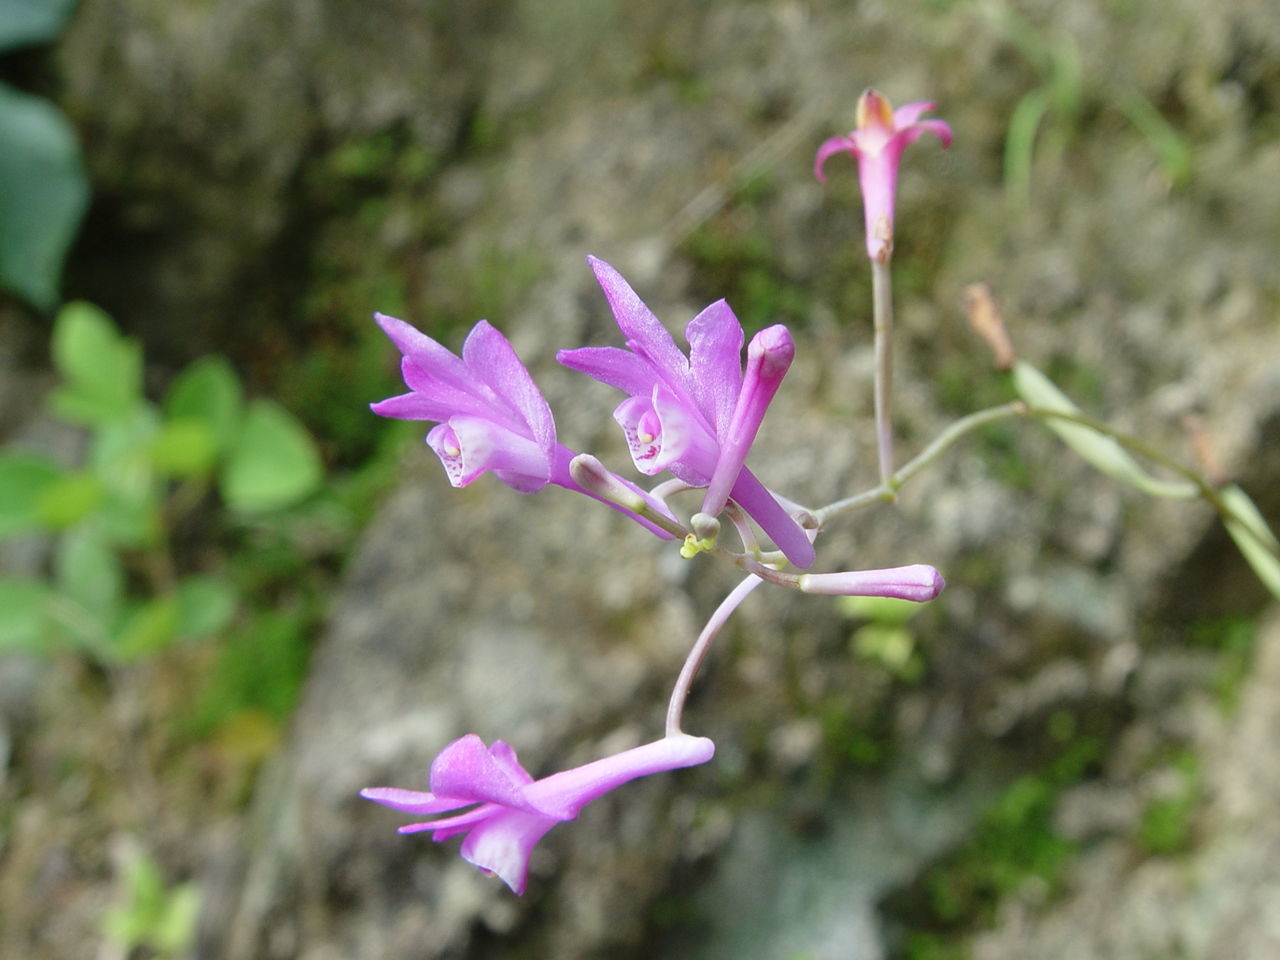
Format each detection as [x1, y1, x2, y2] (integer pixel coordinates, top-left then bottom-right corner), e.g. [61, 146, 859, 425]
[690, 513, 721, 543]
[798, 564, 945, 602]
[569, 454, 647, 513]
[963, 283, 1016, 371]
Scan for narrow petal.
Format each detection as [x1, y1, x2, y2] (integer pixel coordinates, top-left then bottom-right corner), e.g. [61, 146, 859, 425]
[462, 321, 557, 455]
[526, 735, 715, 819]
[587, 257, 690, 385]
[701, 324, 794, 517]
[428, 734, 539, 810]
[399, 358, 504, 421]
[359, 787, 473, 816]
[556, 345, 658, 397]
[369, 391, 459, 424]
[892, 100, 937, 128]
[814, 134, 857, 182]
[685, 299, 744, 434]
[895, 118, 953, 151]
[798, 564, 945, 602]
[728, 468, 816, 569]
[375, 314, 475, 395]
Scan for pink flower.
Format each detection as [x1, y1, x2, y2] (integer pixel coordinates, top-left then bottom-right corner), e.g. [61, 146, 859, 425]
[815, 89, 952, 262]
[371, 313, 677, 537]
[361, 733, 715, 894]
[558, 257, 815, 569]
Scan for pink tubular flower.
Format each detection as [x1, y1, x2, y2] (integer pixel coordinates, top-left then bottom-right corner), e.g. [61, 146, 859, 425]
[371, 313, 676, 537]
[361, 733, 715, 894]
[814, 88, 952, 262]
[558, 257, 815, 569]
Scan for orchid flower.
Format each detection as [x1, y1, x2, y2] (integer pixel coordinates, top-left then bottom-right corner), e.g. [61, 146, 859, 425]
[558, 258, 815, 568]
[371, 313, 677, 537]
[362, 732, 714, 894]
[814, 88, 953, 262]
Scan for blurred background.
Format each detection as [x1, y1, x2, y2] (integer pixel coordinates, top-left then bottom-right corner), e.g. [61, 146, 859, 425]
[1, 0, 1278, 957]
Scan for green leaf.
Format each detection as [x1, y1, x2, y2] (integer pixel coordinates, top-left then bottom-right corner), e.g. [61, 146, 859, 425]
[0, 577, 51, 653]
[221, 400, 322, 513]
[150, 419, 217, 477]
[91, 409, 163, 546]
[114, 595, 180, 661]
[175, 575, 237, 640]
[34, 470, 103, 528]
[164, 356, 244, 455]
[54, 529, 123, 621]
[1013, 362, 1197, 499]
[0, 0, 80, 53]
[1220, 485, 1280, 601]
[0, 453, 62, 538]
[49, 302, 143, 424]
[0, 82, 89, 308]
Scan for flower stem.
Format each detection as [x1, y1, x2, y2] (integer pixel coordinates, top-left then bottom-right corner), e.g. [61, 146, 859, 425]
[665, 574, 764, 736]
[872, 257, 895, 489]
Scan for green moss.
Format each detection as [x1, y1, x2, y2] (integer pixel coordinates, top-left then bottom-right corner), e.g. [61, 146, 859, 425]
[1136, 750, 1201, 856]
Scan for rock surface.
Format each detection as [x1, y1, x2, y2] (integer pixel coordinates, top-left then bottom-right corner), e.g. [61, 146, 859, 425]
[2, 1, 1278, 958]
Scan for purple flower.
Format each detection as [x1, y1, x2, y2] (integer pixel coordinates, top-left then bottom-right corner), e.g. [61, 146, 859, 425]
[815, 88, 952, 262]
[371, 313, 676, 537]
[558, 258, 815, 568]
[361, 733, 715, 894]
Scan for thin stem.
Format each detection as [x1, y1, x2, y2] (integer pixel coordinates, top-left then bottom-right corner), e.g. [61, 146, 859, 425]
[666, 574, 764, 736]
[817, 401, 1027, 524]
[872, 257, 895, 488]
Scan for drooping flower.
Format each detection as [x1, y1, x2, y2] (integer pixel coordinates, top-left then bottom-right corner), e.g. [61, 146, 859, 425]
[557, 257, 815, 568]
[814, 88, 952, 262]
[371, 313, 676, 537]
[361, 733, 715, 894]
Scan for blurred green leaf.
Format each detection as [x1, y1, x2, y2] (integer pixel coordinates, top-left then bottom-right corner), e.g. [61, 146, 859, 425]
[221, 400, 322, 513]
[0, 0, 79, 53]
[91, 409, 163, 546]
[1004, 89, 1048, 208]
[0, 453, 62, 538]
[34, 470, 102, 528]
[163, 356, 244, 455]
[1014, 362, 1197, 499]
[0, 82, 88, 308]
[1117, 87, 1192, 187]
[175, 575, 237, 640]
[1220, 484, 1280, 601]
[49, 302, 143, 425]
[838, 594, 927, 625]
[0, 578, 51, 653]
[150, 419, 217, 477]
[54, 528, 123, 621]
[114, 595, 179, 661]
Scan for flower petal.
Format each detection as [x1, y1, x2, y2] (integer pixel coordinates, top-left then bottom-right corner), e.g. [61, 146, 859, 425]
[891, 100, 937, 128]
[556, 345, 658, 397]
[896, 118, 953, 151]
[462, 321, 556, 455]
[459, 808, 559, 895]
[375, 314, 475, 396]
[685, 298, 744, 435]
[359, 787, 473, 815]
[814, 134, 857, 182]
[588, 257, 690, 386]
[428, 734, 539, 810]
[427, 417, 552, 491]
[728, 468, 816, 569]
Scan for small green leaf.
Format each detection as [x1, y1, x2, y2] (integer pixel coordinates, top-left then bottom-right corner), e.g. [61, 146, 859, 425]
[0, 82, 88, 308]
[34, 470, 103, 528]
[175, 575, 237, 640]
[0, 0, 80, 53]
[838, 594, 926, 625]
[114, 595, 180, 661]
[1013, 362, 1197, 499]
[221, 400, 322, 513]
[0, 577, 51, 653]
[54, 529, 123, 621]
[0, 453, 62, 538]
[150, 419, 217, 477]
[1220, 485, 1280, 601]
[49, 302, 143, 424]
[164, 356, 244, 455]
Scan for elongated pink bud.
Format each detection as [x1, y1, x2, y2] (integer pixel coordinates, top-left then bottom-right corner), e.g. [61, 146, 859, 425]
[797, 564, 944, 602]
[701, 324, 795, 518]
